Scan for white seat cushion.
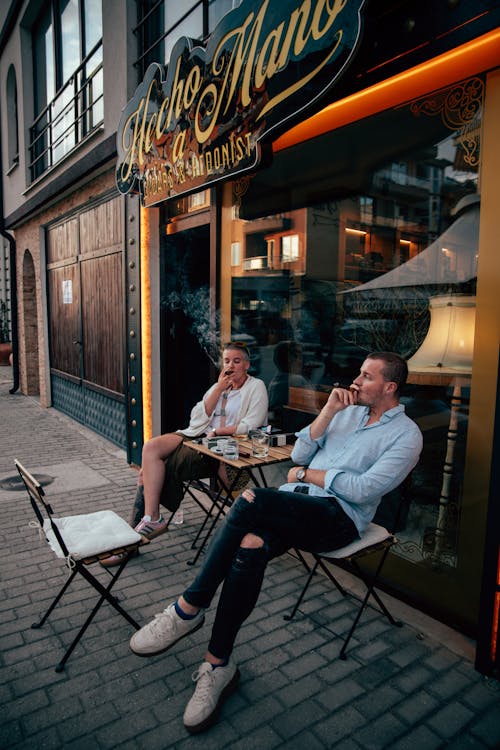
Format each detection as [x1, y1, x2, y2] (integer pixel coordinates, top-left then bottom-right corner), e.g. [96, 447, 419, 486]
[43, 510, 142, 560]
[319, 522, 392, 559]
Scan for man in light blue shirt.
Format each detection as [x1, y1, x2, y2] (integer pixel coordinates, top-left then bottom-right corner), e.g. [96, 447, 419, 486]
[281, 390, 422, 537]
[130, 352, 422, 734]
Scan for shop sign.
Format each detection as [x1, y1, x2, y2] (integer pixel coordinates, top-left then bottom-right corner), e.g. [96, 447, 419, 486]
[116, 0, 365, 206]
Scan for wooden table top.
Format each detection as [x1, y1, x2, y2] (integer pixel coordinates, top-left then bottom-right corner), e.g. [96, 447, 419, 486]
[184, 437, 294, 470]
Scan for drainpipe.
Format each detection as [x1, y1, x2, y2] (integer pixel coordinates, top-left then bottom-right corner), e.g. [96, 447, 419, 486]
[3, 230, 18, 394]
[0, 149, 19, 394]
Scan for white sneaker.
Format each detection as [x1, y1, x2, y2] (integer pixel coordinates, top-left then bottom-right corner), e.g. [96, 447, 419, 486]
[130, 602, 205, 656]
[183, 660, 240, 734]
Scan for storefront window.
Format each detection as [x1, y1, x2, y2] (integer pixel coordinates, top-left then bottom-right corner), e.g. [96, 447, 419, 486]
[230, 77, 483, 574]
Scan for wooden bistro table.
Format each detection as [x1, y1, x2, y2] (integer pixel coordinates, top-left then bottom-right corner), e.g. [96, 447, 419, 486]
[184, 437, 294, 566]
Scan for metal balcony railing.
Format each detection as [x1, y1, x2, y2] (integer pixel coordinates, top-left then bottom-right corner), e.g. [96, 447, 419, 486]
[243, 256, 268, 271]
[29, 41, 104, 182]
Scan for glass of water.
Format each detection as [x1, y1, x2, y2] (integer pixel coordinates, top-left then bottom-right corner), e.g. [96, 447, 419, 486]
[250, 430, 270, 458]
[222, 438, 239, 461]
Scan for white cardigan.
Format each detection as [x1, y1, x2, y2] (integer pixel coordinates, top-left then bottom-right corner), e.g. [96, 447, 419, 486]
[177, 375, 268, 437]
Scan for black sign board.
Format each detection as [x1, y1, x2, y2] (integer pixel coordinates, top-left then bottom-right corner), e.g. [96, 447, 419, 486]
[116, 0, 365, 205]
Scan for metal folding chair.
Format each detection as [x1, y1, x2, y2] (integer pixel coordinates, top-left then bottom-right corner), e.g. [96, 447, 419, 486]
[285, 478, 412, 659]
[17, 459, 144, 672]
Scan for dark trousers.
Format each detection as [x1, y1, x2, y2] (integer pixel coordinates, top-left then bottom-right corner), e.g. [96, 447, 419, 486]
[183, 487, 358, 660]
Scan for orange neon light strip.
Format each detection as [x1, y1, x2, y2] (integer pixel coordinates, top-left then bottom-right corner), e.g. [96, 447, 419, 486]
[140, 205, 153, 443]
[273, 28, 500, 153]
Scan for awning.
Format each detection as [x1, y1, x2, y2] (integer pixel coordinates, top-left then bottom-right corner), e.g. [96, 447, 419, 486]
[345, 196, 479, 293]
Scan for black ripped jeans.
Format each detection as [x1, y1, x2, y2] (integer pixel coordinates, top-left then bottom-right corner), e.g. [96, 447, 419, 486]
[182, 487, 358, 660]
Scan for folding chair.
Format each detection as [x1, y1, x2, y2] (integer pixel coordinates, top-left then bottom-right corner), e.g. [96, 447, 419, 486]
[285, 478, 411, 659]
[183, 467, 253, 566]
[17, 459, 144, 672]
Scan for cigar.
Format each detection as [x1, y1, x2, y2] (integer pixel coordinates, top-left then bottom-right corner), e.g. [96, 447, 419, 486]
[239, 450, 250, 458]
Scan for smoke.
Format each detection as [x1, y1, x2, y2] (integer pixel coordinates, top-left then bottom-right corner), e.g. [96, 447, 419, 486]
[162, 286, 221, 366]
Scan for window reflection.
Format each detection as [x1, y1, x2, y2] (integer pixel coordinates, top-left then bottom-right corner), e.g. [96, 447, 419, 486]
[231, 80, 482, 570]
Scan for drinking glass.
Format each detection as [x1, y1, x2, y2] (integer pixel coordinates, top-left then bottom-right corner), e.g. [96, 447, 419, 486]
[222, 438, 239, 460]
[250, 430, 270, 458]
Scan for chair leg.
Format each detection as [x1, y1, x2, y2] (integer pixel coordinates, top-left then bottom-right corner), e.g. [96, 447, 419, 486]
[189, 499, 217, 549]
[316, 558, 349, 597]
[187, 472, 238, 566]
[77, 559, 140, 628]
[339, 550, 401, 660]
[284, 560, 320, 621]
[293, 548, 312, 573]
[284, 554, 348, 621]
[188, 493, 230, 566]
[183, 481, 222, 550]
[31, 567, 78, 629]
[39, 555, 140, 672]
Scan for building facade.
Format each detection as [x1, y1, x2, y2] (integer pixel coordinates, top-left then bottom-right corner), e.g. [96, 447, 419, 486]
[1, 0, 499, 675]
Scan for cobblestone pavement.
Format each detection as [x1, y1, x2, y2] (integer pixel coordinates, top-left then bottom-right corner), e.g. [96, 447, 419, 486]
[1, 368, 499, 750]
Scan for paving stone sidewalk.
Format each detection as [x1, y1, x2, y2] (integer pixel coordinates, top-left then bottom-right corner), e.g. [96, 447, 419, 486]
[0, 368, 499, 750]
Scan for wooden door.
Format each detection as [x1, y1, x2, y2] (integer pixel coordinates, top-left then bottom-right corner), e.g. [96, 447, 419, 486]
[47, 195, 126, 446]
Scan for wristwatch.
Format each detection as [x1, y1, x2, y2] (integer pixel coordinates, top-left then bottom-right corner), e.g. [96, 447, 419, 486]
[296, 467, 307, 482]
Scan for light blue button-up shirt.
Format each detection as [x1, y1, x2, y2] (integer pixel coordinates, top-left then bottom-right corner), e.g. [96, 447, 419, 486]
[278, 404, 423, 535]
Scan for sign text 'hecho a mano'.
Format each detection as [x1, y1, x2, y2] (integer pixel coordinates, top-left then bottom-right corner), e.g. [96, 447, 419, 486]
[116, 0, 365, 206]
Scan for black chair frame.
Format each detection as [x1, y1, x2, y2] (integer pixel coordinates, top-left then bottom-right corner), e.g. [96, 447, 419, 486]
[17, 459, 142, 672]
[285, 477, 412, 659]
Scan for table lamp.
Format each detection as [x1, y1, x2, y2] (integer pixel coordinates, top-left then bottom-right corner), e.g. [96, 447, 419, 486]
[407, 294, 476, 374]
[407, 293, 476, 567]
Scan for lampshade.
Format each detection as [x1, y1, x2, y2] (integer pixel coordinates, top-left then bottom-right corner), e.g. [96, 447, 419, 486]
[407, 294, 476, 374]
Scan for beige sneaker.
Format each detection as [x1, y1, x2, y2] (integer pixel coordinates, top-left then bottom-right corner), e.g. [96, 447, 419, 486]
[130, 602, 205, 656]
[183, 660, 240, 734]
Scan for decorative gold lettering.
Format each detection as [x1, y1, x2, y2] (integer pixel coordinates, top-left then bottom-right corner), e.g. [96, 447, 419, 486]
[292, 0, 313, 56]
[191, 153, 201, 177]
[155, 96, 170, 142]
[184, 66, 202, 108]
[119, 101, 144, 184]
[144, 111, 158, 154]
[221, 142, 230, 169]
[241, 2, 269, 109]
[312, 0, 347, 39]
[235, 135, 246, 162]
[137, 79, 157, 165]
[194, 83, 219, 144]
[255, 23, 285, 89]
[118, 0, 361, 201]
[194, 6, 264, 143]
[176, 161, 186, 183]
[172, 131, 186, 162]
[167, 57, 186, 127]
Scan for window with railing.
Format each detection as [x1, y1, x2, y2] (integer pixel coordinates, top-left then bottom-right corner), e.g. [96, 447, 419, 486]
[29, 0, 103, 182]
